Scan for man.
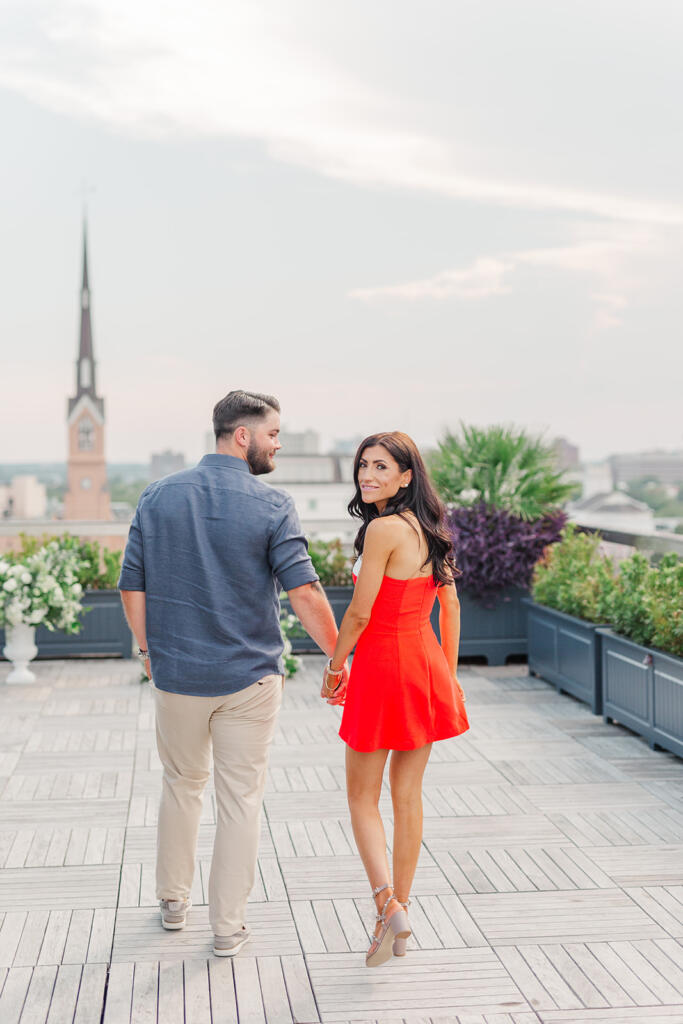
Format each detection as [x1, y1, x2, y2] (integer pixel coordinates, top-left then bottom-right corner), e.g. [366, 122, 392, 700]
[119, 390, 346, 956]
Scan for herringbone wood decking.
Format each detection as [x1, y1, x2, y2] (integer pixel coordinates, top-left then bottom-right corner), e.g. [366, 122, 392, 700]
[1, 655, 683, 1023]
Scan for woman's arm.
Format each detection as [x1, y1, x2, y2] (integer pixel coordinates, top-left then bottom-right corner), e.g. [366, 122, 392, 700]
[328, 518, 400, 672]
[437, 579, 461, 678]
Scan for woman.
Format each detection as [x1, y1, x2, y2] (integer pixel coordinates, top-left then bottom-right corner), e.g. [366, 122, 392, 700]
[321, 431, 469, 968]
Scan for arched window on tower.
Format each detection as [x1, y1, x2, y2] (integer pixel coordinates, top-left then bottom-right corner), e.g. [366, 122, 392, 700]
[78, 416, 94, 451]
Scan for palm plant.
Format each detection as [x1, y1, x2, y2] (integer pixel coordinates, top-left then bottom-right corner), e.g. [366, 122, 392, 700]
[429, 424, 574, 520]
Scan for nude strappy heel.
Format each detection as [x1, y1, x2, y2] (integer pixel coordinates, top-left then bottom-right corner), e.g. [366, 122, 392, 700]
[392, 899, 411, 956]
[366, 884, 411, 968]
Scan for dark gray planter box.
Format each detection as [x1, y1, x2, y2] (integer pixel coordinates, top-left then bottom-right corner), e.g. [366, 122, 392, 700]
[0, 590, 133, 660]
[523, 598, 605, 714]
[284, 584, 527, 665]
[282, 586, 353, 653]
[436, 587, 528, 666]
[599, 628, 683, 758]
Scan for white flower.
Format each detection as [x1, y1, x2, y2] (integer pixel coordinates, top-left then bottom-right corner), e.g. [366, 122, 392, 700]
[3, 578, 18, 593]
[21, 572, 32, 584]
[6, 600, 24, 625]
[72, 583, 82, 596]
[28, 608, 46, 624]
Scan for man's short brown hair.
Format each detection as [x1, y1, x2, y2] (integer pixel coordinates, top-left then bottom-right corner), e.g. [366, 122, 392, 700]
[212, 390, 281, 440]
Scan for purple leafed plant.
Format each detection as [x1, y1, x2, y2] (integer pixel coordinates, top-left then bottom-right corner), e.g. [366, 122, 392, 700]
[446, 503, 567, 607]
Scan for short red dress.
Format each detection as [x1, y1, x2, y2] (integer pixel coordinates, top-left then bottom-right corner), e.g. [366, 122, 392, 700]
[339, 562, 470, 752]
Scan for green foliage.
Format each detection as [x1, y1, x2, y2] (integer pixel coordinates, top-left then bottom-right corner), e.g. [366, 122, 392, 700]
[308, 538, 353, 586]
[108, 477, 149, 508]
[647, 554, 683, 657]
[16, 534, 121, 590]
[429, 423, 574, 520]
[531, 523, 613, 622]
[532, 526, 683, 656]
[601, 552, 683, 656]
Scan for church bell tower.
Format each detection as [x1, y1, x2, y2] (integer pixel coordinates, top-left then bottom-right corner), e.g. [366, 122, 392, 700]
[63, 221, 112, 520]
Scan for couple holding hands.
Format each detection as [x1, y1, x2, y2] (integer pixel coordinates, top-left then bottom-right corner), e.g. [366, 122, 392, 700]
[119, 389, 468, 968]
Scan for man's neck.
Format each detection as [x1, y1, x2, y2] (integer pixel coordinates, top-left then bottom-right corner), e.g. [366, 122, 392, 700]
[215, 444, 248, 464]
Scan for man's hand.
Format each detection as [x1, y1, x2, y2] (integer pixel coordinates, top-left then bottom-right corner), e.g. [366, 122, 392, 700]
[144, 657, 152, 680]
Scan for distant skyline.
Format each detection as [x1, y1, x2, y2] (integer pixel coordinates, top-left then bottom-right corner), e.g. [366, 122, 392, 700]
[1, 1, 682, 463]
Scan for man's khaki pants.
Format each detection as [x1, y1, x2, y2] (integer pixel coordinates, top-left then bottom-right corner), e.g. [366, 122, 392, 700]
[153, 675, 282, 937]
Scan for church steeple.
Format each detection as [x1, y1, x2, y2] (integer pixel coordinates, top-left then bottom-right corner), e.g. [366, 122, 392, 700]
[69, 219, 103, 418]
[64, 217, 111, 521]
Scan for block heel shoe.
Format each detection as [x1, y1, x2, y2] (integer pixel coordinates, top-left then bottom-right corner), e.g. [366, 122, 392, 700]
[366, 885, 411, 968]
[392, 899, 411, 956]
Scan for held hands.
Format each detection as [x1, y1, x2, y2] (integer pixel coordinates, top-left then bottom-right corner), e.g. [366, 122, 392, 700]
[321, 660, 349, 706]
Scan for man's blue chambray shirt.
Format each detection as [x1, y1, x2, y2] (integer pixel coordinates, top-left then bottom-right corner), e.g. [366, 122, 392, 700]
[118, 454, 319, 697]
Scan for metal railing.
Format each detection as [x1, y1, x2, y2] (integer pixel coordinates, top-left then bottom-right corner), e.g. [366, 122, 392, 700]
[573, 521, 683, 559]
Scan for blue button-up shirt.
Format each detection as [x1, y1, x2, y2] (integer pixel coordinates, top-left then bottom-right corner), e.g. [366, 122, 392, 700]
[118, 454, 318, 696]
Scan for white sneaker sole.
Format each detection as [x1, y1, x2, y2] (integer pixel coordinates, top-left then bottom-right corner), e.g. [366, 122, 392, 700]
[161, 918, 186, 930]
[213, 933, 251, 957]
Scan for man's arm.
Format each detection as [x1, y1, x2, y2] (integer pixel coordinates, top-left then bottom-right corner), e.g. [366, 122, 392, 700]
[287, 581, 339, 659]
[120, 591, 150, 678]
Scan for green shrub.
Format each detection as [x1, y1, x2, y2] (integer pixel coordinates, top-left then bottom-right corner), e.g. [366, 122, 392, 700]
[603, 551, 683, 657]
[308, 538, 353, 586]
[429, 423, 574, 520]
[16, 534, 121, 590]
[531, 523, 613, 621]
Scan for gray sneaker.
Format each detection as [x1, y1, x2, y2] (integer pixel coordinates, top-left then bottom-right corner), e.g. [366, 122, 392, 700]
[213, 925, 251, 957]
[160, 898, 191, 930]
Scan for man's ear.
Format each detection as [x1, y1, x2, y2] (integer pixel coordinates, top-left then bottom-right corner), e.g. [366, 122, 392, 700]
[234, 425, 250, 449]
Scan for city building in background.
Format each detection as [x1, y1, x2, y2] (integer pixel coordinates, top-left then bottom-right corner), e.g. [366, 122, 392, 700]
[0, 475, 47, 519]
[149, 450, 186, 480]
[63, 221, 112, 522]
[278, 428, 320, 455]
[570, 490, 656, 533]
[608, 450, 683, 487]
[267, 454, 356, 542]
[552, 436, 580, 470]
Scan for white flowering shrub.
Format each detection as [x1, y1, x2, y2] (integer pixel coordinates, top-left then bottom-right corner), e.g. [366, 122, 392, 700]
[279, 610, 303, 677]
[0, 541, 86, 633]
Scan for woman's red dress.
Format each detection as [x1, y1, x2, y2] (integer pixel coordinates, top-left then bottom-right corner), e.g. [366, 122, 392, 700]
[339, 571, 470, 752]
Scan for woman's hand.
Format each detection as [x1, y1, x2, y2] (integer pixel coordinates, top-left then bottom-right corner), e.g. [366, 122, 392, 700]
[321, 662, 349, 705]
[453, 674, 466, 704]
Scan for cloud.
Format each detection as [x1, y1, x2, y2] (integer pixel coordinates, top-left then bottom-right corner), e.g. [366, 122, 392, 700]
[348, 229, 654, 328]
[1, 1, 683, 226]
[350, 257, 514, 301]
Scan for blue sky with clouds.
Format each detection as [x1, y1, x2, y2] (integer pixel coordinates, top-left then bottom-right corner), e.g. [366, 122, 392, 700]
[1, 0, 682, 462]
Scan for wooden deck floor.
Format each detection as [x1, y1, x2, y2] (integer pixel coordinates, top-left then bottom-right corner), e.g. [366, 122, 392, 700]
[1, 655, 683, 1023]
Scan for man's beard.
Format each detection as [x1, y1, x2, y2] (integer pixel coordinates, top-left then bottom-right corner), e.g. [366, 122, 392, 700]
[246, 438, 275, 475]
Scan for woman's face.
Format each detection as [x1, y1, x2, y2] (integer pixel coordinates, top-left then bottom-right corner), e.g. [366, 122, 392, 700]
[357, 445, 412, 511]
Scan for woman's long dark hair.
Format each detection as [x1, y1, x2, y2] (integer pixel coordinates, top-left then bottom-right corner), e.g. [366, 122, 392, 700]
[348, 431, 460, 587]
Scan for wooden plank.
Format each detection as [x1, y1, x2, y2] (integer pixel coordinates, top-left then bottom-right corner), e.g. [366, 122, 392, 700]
[102, 962, 135, 1024]
[20, 964, 58, 1020]
[0, 966, 32, 1024]
[233, 957, 266, 1024]
[38, 909, 71, 964]
[157, 961, 184, 1024]
[184, 960, 212, 1024]
[130, 961, 158, 1024]
[63, 909, 93, 964]
[13, 910, 49, 967]
[280, 954, 320, 1024]
[0, 913, 27, 968]
[257, 956, 293, 1024]
[207, 959, 239, 1024]
[73, 963, 108, 1024]
[46, 963, 83, 1023]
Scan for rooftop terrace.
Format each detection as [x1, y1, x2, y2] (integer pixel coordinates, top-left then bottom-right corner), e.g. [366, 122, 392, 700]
[1, 656, 683, 1022]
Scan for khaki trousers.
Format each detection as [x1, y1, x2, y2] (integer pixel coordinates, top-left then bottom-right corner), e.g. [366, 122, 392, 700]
[153, 675, 282, 936]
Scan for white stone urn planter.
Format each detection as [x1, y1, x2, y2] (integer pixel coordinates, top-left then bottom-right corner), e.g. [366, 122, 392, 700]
[2, 623, 38, 683]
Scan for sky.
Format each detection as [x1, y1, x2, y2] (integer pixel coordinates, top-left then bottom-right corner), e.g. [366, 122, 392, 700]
[1, 0, 682, 463]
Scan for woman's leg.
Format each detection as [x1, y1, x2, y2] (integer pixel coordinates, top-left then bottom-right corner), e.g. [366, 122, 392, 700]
[345, 745, 399, 932]
[389, 744, 433, 904]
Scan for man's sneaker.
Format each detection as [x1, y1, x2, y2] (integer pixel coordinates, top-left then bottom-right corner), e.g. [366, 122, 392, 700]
[213, 925, 251, 956]
[160, 898, 191, 930]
